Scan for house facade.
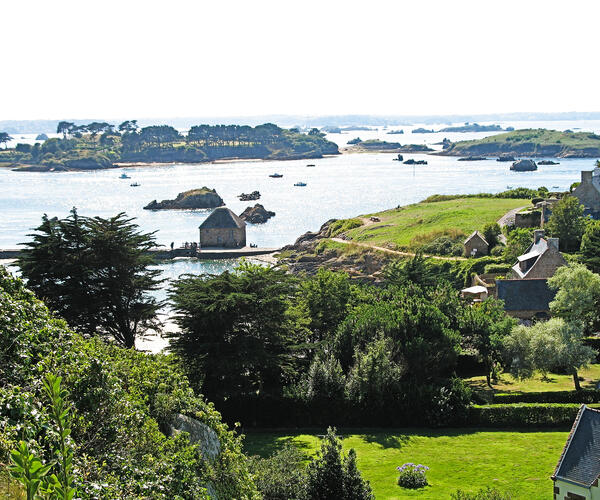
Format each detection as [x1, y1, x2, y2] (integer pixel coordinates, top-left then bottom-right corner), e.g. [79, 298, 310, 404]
[553, 405, 600, 500]
[199, 207, 246, 248]
[463, 231, 489, 257]
[507, 230, 566, 280]
[572, 167, 600, 218]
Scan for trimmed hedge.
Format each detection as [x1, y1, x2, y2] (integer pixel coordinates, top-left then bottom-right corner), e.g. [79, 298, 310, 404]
[493, 390, 600, 404]
[470, 403, 600, 427]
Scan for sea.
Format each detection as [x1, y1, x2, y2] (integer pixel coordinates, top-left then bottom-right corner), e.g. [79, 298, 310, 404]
[2, 119, 599, 277]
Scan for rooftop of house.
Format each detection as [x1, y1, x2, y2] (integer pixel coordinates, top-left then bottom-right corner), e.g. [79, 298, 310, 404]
[510, 229, 562, 279]
[580, 167, 600, 192]
[464, 230, 488, 246]
[554, 405, 600, 487]
[496, 278, 556, 312]
[199, 207, 246, 230]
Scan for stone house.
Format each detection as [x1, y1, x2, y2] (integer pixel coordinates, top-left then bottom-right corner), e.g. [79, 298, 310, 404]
[463, 231, 489, 257]
[199, 207, 246, 248]
[552, 405, 600, 500]
[496, 229, 566, 320]
[572, 168, 600, 218]
[507, 230, 566, 280]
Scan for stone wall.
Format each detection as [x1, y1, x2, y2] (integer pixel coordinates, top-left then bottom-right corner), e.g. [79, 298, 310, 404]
[200, 227, 246, 248]
[464, 238, 488, 257]
[515, 210, 541, 228]
[522, 248, 566, 280]
[573, 170, 600, 215]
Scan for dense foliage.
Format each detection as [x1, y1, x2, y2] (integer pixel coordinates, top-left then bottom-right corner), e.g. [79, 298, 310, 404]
[0, 266, 258, 498]
[18, 209, 163, 348]
[546, 195, 586, 251]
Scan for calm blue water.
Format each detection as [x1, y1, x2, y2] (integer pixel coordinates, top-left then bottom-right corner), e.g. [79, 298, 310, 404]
[0, 153, 596, 249]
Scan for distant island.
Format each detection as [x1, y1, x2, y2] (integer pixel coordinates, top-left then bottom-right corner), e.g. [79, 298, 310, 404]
[0, 122, 339, 171]
[412, 128, 435, 134]
[439, 128, 600, 158]
[437, 123, 513, 133]
[345, 139, 433, 153]
[386, 129, 404, 135]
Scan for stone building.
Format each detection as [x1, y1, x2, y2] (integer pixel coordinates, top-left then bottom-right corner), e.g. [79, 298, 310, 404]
[507, 229, 566, 280]
[199, 207, 246, 248]
[463, 231, 489, 257]
[552, 405, 600, 500]
[572, 167, 600, 218]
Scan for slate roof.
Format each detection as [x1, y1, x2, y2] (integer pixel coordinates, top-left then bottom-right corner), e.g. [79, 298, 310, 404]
[554, 405, 600, 487]
[199, 207, 246, 230]
[464, 230, 488, 246]
[496, 279, 556, 311]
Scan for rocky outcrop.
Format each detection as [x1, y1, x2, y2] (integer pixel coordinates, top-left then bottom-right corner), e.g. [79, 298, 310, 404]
[458, 156, 487, 161]
[239, 204, 275, 223]
[510, 159, 538, 171]
[403, 159, 428, 165]
[35, 133, 49, 140]
[237, 191, 260, 201]
[412, 128, 434, 134]
[538, 160, 560, 165]
[497, 154, 516, 162]
[144, 187, 224, 210]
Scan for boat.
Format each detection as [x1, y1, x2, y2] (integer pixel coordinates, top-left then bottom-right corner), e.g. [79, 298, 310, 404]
[130, 182, 140, 187]
[552, 185, 560, 189]
[269, 173, 283, 178]
[119, 173, 131, 179]
[294, 182, 307, 187]
[506, 185, 513, 189]
[306, 164, 316, 167]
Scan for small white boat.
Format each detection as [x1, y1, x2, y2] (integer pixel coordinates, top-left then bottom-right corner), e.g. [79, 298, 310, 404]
[294, 182, 307, 187]
[120, 173, 131, 179]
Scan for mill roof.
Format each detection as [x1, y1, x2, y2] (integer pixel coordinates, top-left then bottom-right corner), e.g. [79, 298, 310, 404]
[554, 405, 600, 487]
[199, 207, 246, 230]
[496, 278, 556, 312]
[464, 231, 488, 246]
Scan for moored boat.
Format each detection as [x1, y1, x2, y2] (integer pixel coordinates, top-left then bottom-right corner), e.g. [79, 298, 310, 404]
[294, 182, 307, 187]
[269, 173, 283, 178]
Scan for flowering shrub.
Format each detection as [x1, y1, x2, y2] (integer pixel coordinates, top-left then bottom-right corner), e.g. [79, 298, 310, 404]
[397, 463, 429, 488]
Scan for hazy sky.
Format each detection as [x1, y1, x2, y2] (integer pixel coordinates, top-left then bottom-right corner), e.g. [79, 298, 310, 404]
[3, 0, 600, 120]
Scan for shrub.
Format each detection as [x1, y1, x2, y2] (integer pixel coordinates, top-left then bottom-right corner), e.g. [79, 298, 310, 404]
[396, 463, 429, 489]
[419, 236, 463, 256]
[469, 403, 598, 427]
[451, 486, 512, 499]
[483, 263, 512, 274]
[329, 218, 364, 237]
[492, 390, 600, 404]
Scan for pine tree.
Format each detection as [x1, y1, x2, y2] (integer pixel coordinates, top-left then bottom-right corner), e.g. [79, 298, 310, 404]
[581, 220, 600, 274]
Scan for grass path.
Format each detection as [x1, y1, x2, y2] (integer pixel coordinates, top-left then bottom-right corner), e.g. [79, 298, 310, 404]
[244, 428, 566, 499]
[330, 237, 466, 261]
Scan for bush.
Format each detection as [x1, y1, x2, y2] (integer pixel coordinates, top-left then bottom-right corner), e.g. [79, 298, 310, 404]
[483, 263, 512, 274]
[419, 236, 463, 256]
[247, 444, 307, 500]
[396, 463, 429, 489]
[469, 403, 598, 427]
[329, 218, 364, 237]
[492, 390, 600, 404]
[451, 486, 512, 499]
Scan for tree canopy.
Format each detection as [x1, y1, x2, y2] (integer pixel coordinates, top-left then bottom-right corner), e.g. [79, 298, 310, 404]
[546, 195, 586, 252]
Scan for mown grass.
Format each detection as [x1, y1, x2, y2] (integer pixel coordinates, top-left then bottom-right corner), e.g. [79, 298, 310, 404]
[243, 428, 566, 499]
[343, 198, 528, 249]
[467, 364, 600, 395]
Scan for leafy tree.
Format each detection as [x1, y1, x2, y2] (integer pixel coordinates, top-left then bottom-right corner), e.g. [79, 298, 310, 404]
[581, 220, 600, 274]
[0, 131, 13, 149]
[18, 209, 162, 348]
[168, 263, 300, 401]
[482, 222, 501, 248]
[503, 227, 533, 262]
[384, 252, 435, 287]
[118, 120, 138, 133]
[546, 195, 586, 251]
[305, 427, 373, 500]
[248, 444, 307, 500]
[56, 121, 75, 139]
[548, 264, 600, 334]
[503, 318, 594, 390]
[15, 142, 32, 153]
[298, 268, 352, 343]
[459, 298, 515, 387]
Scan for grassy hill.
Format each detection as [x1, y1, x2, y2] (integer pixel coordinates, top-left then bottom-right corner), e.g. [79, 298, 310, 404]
[342, 197, 530, 251]
[441, 128, 600, 158]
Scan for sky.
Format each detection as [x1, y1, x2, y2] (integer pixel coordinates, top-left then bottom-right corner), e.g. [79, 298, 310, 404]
[2, 0, 600, 120]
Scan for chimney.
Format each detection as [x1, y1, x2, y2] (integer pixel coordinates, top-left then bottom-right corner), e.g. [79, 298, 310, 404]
[582, 170, 593, 183]
[547, 237, 559, 250]
[534, 229, 545, 244]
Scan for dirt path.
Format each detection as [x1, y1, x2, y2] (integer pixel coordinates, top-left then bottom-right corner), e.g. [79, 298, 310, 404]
[330, 237, 466, 261]
[496, 205, 529, 244]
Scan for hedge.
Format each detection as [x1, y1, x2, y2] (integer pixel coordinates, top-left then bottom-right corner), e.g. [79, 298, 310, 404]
[470, 403, 600, 427]
[493, 390, 600, 404]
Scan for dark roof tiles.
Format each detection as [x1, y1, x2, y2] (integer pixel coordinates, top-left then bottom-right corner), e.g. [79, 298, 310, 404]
[496, 279, 556, 311]
[199, 207, 246, 230]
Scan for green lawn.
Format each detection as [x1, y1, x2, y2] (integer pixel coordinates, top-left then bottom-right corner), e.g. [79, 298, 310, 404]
[244, 428, 566, 499]
[343, 198, 529, 249]
[467, 364, 600, 395]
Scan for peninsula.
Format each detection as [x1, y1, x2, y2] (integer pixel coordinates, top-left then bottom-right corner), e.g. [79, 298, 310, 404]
[0, 122, 339, 172]
[439, 128, 600, 158]
[344, 139, 433, 153]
